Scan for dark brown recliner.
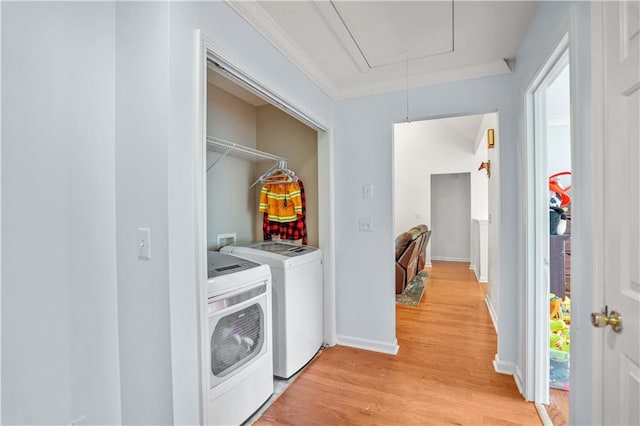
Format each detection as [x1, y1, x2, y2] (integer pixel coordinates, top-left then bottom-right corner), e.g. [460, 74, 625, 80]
[411, 225, 431, 272]
[395, 232, 416, 294]
[395, 225, 430, 294]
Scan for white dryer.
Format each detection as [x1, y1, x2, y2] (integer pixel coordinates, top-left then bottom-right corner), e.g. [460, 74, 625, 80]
[206, 252, 273, 425]
[221, 242, 323, 379]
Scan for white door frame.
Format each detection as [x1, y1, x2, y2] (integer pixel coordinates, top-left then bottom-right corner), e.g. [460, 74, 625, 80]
[588, 3, 605, 422]
[523, 33, 570, 405]
[0, 3, 3, 421]
[194, 30, 336, 423]
[523, 4, 604, 420]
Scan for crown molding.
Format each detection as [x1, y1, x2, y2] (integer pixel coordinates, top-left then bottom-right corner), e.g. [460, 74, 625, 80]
[334, 59, 512, 100]
[225, 1, 514, 101]
[225, 0, 339, 99]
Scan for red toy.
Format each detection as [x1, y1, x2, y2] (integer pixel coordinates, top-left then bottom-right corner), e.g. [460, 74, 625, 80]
[549, 171, 572, 206]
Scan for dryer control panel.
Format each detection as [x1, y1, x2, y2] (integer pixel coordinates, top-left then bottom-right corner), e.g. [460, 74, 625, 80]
[247, 242, 318, 257]
[207, 252, 261, 279]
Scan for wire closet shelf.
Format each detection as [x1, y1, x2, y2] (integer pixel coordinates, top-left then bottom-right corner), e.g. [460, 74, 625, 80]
[206, 136, 287, 172]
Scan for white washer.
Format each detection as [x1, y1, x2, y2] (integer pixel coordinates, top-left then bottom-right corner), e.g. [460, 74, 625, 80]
[206, 252, 273, 425]
[221, 242, 323, 379]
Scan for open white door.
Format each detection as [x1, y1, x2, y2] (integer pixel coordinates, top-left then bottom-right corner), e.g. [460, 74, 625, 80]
[595, 2, 640, 425]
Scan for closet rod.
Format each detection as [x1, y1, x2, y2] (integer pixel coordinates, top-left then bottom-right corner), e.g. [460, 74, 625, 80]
[206, 136, 286, 172]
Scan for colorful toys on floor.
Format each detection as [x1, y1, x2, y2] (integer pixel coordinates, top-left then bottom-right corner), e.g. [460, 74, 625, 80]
[549, 293, 571, 352]
[561, 296, 571, 324]
[549, 293, 571, 391]
[550, 294, 563, 320]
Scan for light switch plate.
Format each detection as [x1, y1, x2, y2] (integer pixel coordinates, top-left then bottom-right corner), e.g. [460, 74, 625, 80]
[359, 217, 373, 232]
[137, 228, 151, 260]
[362, 184, 374, 199]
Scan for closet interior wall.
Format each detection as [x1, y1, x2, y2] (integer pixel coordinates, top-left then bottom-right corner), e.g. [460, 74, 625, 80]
[206, 83, 257, 249]
[207, 79, 318, 250]
[255, 106, 318, 247]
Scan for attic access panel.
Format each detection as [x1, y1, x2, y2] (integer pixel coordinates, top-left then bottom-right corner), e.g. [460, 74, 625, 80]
[331, 0, 454, 68]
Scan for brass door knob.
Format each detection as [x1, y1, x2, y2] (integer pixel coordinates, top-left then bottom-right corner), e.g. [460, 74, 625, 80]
[591, 310, 623, 333]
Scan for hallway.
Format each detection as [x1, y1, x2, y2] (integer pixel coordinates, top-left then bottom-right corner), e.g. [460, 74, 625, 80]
[255, 261, 541, 425]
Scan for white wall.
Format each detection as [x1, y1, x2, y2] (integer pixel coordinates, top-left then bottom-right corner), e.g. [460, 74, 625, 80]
[207, 83, 258, 249]
[0, 3, 3, 420]
[431, 173, 471, 261]
[335, 75, 516, 357]
[2, 2, 121, 424]
[394, 115, 492, 267]
[471, 219, 489, 282]
[481, 113, 501, 320]
[115, 3, 174, 424]
[547, 125, 572, 177]
[546, 65, 572, 178]
[512, 2, 593, 421]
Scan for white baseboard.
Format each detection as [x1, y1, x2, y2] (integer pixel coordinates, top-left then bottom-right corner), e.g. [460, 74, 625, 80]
[425, 261, 432, 268]
[485, 294, 498, 334]
[470, 264, 488, 283]
[493, 355, 515, 375]
[431, 256, 470, 262]
[336, 335, 399, 355]
[514, 366, 525, 396]
[535, 403, 554, 426]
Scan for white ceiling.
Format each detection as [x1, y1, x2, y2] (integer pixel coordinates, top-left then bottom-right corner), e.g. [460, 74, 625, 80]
[397, 112, 492, 155]
[227, 0, 538, 99]
[438, 113, 486, 146]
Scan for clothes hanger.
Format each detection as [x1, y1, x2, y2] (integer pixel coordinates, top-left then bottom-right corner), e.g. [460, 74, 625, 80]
[249, 160, 298, 188]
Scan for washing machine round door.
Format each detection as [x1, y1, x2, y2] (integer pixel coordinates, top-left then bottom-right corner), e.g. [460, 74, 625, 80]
[208, 283, 268, 388]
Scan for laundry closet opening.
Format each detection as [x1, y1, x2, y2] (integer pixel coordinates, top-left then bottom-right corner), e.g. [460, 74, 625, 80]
[205, 68, 319, 250]
[200, 49, 331, 425]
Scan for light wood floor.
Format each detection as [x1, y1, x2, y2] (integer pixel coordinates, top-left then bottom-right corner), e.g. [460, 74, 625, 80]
[254, 261, 541, 425]
[548, 387, 569, 425]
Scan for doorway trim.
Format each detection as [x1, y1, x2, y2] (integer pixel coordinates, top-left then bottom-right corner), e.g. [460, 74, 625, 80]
[195, 30, 336, 423]
[588, 2, 605, 422]
[523, 32, 570, 405]
[0, 3, 3, 420]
